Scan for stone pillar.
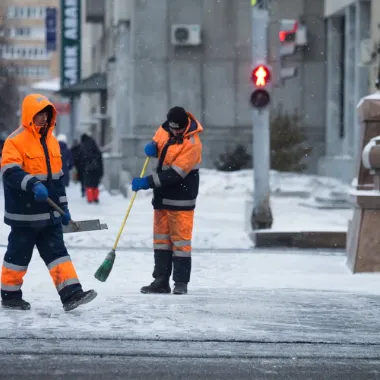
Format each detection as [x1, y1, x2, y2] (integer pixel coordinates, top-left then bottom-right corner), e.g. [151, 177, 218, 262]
[347, 94, 380, 273]
[325, 16, 343, 156]
[354, 95, 380, 190]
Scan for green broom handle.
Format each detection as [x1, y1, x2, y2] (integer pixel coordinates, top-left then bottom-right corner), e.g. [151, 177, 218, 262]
[112, 157, 150, 250]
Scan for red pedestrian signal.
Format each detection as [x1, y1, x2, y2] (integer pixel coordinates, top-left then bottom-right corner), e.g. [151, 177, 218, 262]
[279, 21, 298, 43]
[251, 65, 270, 87]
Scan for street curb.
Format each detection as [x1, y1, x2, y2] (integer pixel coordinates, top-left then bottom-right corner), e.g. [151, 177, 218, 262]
[1, 339, 380, 359]
[250, 231, 346, 249]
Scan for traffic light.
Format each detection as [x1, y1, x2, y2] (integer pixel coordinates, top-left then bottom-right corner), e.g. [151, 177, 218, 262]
[278, 19, 307, 82]
[250, 64, 271, 109]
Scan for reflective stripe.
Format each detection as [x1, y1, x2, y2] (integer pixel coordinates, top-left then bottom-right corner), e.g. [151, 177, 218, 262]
[159, 164, 199, 173]
[56, 278, 80, 292]
[173, 240, 191, 247]
[152, 173, 162, 188]
[47, 256, 72, 271]
[154, 234, 170, 240]
[5, 211, 60, 221]
[53, 170, 64, 179]
[59, 196, 68, 203]
[3, 261, 28, 272]
[35, 171, 63, 181]
[172, 165, 187, 178]
[154, 243, 172, 250]
[1, 283, 22, 291]
[162, 198, 196, 207]
[21, 174, 34, 191]
[190, 136, 195, 144]
[35, 174, 47, 180]
[9, 127, 23, 139]
[173, 251, 191, 258]
[1, 163, 22, 175]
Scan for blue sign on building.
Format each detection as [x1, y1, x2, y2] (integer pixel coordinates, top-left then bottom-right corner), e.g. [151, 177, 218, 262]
[46, 7, 57, 52]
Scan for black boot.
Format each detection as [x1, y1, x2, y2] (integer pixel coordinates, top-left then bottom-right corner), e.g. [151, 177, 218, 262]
[141, 250, 173, 294]
[63, 289, 97, 312]
[173, 282, 188, 295]
[1, 298, 31, 310]
[141, 277, 171, 294]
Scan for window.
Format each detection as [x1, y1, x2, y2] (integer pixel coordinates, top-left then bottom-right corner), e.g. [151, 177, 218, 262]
[7, 6, 46, 19]
[7, 6, 16, 18]
[15, 65, 50, 78]
[0, 44, 51, 60]
[6, 27, 45, 39]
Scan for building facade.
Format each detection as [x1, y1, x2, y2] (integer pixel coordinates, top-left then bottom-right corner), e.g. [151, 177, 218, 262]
[320, 0, 379, 182]
[1, 0, 59, 86]
[69, 0, 327, 188]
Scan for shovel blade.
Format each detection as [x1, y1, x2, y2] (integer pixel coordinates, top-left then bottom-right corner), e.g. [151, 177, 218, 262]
[63, 219, 108, 234]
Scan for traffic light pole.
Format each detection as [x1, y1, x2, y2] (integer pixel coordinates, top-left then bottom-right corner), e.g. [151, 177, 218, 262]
[250, 0, 273, 230]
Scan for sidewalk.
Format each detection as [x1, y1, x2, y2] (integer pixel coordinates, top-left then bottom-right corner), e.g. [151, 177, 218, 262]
[1, 249, 380, 346]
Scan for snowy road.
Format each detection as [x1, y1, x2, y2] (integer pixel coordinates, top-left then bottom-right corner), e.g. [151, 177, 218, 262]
[0, 353, 380, 380]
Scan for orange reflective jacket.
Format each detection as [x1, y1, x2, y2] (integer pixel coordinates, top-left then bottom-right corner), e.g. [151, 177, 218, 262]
[147, 112, 203, 211]
[1, 94, 67, 227]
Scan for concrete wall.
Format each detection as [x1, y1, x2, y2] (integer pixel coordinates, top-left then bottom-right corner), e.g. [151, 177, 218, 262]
[123, 0, 326, 175]
[370, 0, 380, 93]
[269, 0, 326, 173]
[319, 0, 372, 183]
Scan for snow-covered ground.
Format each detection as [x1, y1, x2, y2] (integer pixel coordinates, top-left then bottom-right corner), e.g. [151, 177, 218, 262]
[1, 169, 379, 344]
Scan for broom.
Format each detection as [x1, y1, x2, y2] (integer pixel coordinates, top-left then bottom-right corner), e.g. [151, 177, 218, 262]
[94, 157, 150, 282]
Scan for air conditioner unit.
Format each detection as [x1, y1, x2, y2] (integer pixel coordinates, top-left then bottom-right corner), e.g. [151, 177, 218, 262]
[171, 24, 201, 46]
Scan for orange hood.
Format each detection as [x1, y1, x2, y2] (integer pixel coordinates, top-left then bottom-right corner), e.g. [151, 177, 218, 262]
[21, 94, 57, 136]
[184, 112, 203, 137]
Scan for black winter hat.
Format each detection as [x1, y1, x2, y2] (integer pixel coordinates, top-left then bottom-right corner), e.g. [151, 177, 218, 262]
[167, 106, 188, 129]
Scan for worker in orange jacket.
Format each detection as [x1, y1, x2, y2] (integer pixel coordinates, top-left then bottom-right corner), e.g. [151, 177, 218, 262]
[1, 94, 97, 311]
[132, 106, 203, 295]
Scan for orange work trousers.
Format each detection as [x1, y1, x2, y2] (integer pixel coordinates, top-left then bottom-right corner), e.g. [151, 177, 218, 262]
[153, 209, 194, 283]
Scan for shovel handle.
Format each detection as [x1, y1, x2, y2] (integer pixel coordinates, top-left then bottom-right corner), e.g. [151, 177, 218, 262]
[47, 197, 65, 215]
[47, 198, 79, 230]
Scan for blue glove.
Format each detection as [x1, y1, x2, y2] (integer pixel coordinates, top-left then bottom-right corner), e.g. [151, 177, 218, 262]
[61, 209, 71, 226]
[132, 177, 150, 192]
[32, 182, 48, 202]
[144, 141, 157, 157]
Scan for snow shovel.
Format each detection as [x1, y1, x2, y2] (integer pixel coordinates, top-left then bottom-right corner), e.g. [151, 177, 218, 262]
[94, 157, 150, 282]
[47, 198, 108, 234]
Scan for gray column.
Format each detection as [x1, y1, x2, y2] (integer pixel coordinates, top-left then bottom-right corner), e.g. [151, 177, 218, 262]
[69, 95, 80, 146]
[325, 17, 343, 156]
[354, 0, 370, 161]
[114, 20, 132, 154]
[343, 5, 356, 157]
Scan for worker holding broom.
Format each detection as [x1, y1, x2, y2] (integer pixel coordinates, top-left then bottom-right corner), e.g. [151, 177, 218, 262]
[1, 94, 97, 311]
[131, 106, 203, 295]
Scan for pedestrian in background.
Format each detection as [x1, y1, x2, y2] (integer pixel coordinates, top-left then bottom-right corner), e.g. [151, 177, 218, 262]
[81, 133, 103, 204]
